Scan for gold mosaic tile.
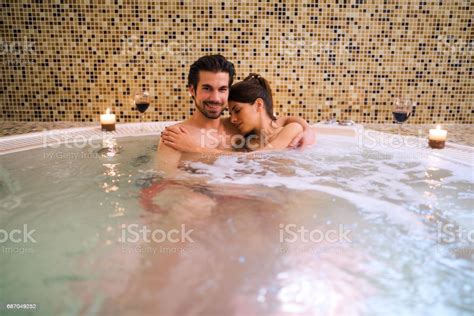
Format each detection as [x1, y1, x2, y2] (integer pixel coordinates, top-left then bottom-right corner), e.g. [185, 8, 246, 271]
[0, 1, 472, 123]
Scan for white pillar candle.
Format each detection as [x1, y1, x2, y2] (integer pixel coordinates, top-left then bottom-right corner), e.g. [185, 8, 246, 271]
[428, 125, 447, 141]
[428, 125, 447, 149]
[100, 108, 116, 131]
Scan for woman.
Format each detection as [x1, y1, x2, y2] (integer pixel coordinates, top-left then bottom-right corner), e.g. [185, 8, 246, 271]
[162, 73, 303, 153]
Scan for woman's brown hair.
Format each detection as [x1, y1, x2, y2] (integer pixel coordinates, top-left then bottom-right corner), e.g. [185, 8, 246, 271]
[228, 73, 276, 121]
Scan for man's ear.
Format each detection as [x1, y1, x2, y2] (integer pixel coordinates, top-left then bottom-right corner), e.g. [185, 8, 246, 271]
[188, 85, 196, 99]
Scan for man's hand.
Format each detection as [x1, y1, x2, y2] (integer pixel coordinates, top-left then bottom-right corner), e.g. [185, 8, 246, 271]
[289, 127, 316, 148]
[161, 126, 202, 153]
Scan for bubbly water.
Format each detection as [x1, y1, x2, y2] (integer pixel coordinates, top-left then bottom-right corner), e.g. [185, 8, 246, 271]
[0, 134, 472, 315]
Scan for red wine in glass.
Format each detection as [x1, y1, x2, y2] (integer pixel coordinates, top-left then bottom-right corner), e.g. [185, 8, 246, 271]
[392, 111, 411, 123]
[134, 91, 151, 131]
[392, 98, 413, 132]
[136, 102, 150, 113]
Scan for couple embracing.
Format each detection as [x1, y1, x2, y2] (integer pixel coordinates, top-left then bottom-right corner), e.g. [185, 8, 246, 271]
[156, 54, 316, 176]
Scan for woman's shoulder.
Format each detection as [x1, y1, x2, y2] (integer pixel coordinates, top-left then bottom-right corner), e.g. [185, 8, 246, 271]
[280, 122, 303, 134]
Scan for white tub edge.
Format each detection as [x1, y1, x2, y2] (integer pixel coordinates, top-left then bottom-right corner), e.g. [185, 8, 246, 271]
[0, 122, 472, 168]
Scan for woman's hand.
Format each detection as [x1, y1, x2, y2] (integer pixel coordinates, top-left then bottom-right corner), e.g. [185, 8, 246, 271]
[161, 126, 202, 153]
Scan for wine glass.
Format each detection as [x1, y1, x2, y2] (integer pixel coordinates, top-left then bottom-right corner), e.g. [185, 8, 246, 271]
[392, 97, 413, 133]
[134, 90, 151, 131]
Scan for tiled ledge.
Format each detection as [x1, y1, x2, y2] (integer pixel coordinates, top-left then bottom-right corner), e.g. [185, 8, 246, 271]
[0, 122, 97, 137]
[1, 121, 473, 147]
[363, 124, 474, 147]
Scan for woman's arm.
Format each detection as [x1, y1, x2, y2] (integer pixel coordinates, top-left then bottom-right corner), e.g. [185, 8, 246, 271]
[262, 122, 304, 150]
[161, 127, 240, 157]
[161, 123, 303, 154]
[277, 116, 316, 147]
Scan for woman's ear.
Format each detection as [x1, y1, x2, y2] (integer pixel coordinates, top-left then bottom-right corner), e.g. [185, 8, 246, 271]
[254, 98, 265, 112]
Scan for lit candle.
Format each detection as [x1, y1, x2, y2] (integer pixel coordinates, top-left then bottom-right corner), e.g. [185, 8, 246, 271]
[100, 108, 116, 132]
[428, 125, 447, 149]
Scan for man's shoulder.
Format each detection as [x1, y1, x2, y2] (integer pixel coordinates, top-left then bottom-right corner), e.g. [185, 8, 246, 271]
[164, 119, 198, 131]
[167, 119, 189, 128]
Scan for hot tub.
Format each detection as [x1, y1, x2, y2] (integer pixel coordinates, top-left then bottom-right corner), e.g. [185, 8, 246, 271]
[0, 123, 472, 315]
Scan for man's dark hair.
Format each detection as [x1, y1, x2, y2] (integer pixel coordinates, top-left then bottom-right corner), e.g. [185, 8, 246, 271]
[187, 54, 235, 90]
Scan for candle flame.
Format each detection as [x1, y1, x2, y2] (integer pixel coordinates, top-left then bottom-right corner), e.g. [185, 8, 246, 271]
[106, 108, 110, 115]
[436, 124, 441, 130]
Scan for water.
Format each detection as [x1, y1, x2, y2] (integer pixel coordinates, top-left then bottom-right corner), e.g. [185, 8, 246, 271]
[0, 135, 472, 315]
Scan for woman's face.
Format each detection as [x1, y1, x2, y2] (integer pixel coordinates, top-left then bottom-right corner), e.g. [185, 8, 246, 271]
[228, 101, 258, 135]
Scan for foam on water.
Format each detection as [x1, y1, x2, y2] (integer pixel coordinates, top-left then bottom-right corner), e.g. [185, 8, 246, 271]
[184, 135, 472, 233]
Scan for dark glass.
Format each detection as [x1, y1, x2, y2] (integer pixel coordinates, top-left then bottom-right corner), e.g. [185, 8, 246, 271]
[134, 90, 151, 131]
[136, 102, 150, 113]
[392, 111, 411, 123]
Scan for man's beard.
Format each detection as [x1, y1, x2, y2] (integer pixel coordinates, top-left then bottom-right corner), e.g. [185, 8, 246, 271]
[196, 100, 225, 119]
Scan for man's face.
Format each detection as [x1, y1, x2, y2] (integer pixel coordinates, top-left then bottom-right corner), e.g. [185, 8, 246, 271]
[189, 71, 230, 119]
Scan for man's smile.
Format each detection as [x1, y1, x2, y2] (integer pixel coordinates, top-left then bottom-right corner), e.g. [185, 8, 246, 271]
[204, 102, 223, 111]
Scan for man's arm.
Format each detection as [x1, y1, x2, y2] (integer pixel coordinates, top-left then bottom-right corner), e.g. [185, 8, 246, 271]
[155, 138, 182, 177]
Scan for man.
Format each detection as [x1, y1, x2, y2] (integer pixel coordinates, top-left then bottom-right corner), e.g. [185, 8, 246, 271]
[156, 54, 315, 176]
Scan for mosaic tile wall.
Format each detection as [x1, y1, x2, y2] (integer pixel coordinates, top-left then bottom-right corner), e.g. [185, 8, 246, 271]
[0, 1, 472, 124]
